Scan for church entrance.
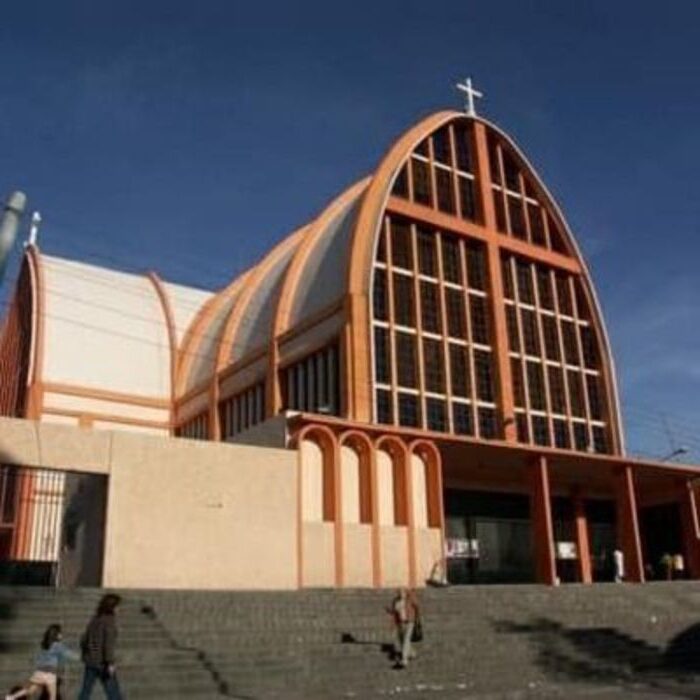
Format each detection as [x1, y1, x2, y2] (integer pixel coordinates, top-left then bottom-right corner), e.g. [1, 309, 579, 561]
[640, 502, 684, 580]
[444, 489, 534, 584]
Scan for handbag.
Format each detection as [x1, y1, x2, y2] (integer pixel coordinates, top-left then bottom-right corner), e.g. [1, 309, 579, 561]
[411, 617, 423, 643]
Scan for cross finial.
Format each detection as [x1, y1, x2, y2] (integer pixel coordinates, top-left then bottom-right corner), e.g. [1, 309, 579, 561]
[456, 77, 483, 117]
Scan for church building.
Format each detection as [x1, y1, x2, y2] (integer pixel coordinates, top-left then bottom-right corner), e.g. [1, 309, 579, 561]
[1, 85, 699, 589]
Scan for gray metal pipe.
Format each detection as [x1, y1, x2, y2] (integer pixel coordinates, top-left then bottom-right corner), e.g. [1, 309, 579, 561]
[0, 191, 27, 285]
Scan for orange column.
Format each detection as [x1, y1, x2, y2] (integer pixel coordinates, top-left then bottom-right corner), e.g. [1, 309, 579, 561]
[614, 465, 644, 583]
[573, 492, 592, 584]
[473, 122, 516, 442]
[679, 480, 700, 579]
[529, 456, 557, 585]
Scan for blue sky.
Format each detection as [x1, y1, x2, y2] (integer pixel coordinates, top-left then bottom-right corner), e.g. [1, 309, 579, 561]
[0, 1, 698, 460]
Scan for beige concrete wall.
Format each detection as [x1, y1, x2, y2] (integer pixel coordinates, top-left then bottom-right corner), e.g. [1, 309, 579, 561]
[0, 417, 298, 590]
[377, 449, 395, 526]
[411, 453, 428, 528]
[343, 523, 372, 587]
[416, 527, 443, 586]
[340, 445, 361, 524]
[301, 438, 324, 522]
[380, 526, 408, 586]
[302, 522, 335, 587]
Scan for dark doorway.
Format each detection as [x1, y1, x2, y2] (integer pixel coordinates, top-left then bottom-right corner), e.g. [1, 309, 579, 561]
[445, 489, 534, 584]
[586, 499, 616, 582]
[640, 502, 683, 580]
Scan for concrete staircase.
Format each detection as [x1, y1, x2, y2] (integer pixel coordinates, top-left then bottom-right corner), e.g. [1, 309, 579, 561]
[2, 583, 700, 698]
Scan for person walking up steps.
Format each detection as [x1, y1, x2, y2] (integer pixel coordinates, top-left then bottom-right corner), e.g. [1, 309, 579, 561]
[5, 624, 79, 700]
[388, 588, 421, 669]
[77, 594, 124, 700]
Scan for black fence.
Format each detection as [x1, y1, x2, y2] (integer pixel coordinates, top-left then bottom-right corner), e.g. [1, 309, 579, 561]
[0, 465, 108, 587]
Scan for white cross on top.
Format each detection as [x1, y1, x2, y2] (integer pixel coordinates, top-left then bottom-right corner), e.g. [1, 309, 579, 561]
[456, 77, 483, 117]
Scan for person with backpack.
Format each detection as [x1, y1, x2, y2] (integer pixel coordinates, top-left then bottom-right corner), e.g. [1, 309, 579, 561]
[5, 624, 79, 700]
[387, 588, 421, 669]
[77, 594, 124, 700]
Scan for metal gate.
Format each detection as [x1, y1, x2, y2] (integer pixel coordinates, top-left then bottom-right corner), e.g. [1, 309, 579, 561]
[0, 465, 108, 587]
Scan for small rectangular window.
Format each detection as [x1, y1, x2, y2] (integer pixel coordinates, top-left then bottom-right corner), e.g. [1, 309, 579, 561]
[474, 350, 495, 402]
[501, 257, 514, 298]
[548, 366, 566, 415]
[398, 393, 421, 427]
[432, 127, 452, 166]
[516, 413, 529, 443]
[441, 235, 462, 284]
[465, 244, 486, 290]
[592, 425, 608, 454]
[449, 345, 470, 398]
[528, 203, 546, 246]
[374, 327, 391, 384]
[436, 168, 455, 214]
[411, 158, 432, 207]
[506, 305, 520, 352]
[396, 332, 418, 388]
[556, 274, 573, 315]
[562, 321, 579, 365]
[488, 137, 501, 184]
[391, 165, 409, 199]
[521, 309, 540, 356]
[390, 219, 413, 270]
[494, 191, 507, 232]
[511, 358, 525, 407]
[423, 338, 445, 393]
[470, 296, 490, 345]
[426, 398, 447, 431]
[553, 419, 570, 449]
[445, 288, 466, 339]
[452, 402, 473, 435]
[373, 268, 388, 321]
[536, 268, 554, 309]
[508, 195, 526, 239]
[527, 361, 546, 411]
[392, 274, 415, 327]
[478, 407, 498, 439]
[580, 326, 599, 368]
[542, 315, 560, 361]
[573, 422, 589, 451]
[454, 123, 473, 172]
[516, 260, 534, 304]
[586, 375, 604, 420]
[532, 415, 550, 446]
[458, 177, 477, 221]
[502, 150, 520, 192]
[420, 281, 442, 334]
[416, 227, 437, 276]
[376, 389, 393, 424]
[568, 370, 586, 418]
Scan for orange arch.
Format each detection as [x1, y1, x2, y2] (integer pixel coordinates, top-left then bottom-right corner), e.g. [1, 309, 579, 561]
[339, 429, 374, 524]
[408, 439, 444, 530]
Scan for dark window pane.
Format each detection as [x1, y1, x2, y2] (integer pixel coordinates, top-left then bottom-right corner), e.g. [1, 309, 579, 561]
[568, 371, 585, 418]
[393, 274, 415, 327]
[556, 274, 573, 315]
[374, 327, 391, 384]
[532, 415, 550, 446]
[478, 407, 498, 439]
[502, 150, 520, 191]
[573, 422, 589, 451]
[412, 158, 432, 207]
[542, 316, 560, 361]
[548, 366, 566, 415]
[466, 244, 486, 290]
[415, 139, 429, 157]
[474, 351, 495, 402]
[575, 284, 591, 321]
[392, 165, 409, 199]
[562, 321, 579, 365]
[516, 260, 534, 304]
[470, 296, 490, 345]
[420, 282, 442, 334]
[373, 268, 388, 321]
[511, 358, 525, 406]
[516, 413, 529, 443]
[508, 195, 526, 239]
[494, 191, 507, 232]
[488, 137, 501, 184]
[441, 235, 462, 284]
[423, 338, 445, 393]
[592, 426, 608, 454]
[548, 214, 568, 253]
[376, 389, 393, 424]
[376, 227, 387, 262]
[449, 345, 470, 398]
[396, 332, 418, 388]
[536, 268, 554, 309]
[581, 326, 599, 368]
[454, 123, 473, 172]
[436, 168, 455, 214]
[501, 257, 514, 298]
[553, 419, 570, 449]
[398, 393, 421, 427]
[506, 305, 520, 351]
[521, 309, 540, 356]
[426, 398, 447, 431]
[391, 219, 413, 270]
[432, 127, 452, 166]
[586, 375, 604, 420]
[445, 288, 466, 339]
[458, 177, 477, 221]
[528, 203, 546, 246]
[453, 402, 473, 435]
[417, 228, 437, 276]
[527, 361, 546, 411]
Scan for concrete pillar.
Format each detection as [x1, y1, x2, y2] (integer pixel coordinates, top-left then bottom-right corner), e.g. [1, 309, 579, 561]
[529, 456, 557, 585]
[614, 465, 644, 583]
[573, 492, 592, 584]
[679, 480, 700, 579]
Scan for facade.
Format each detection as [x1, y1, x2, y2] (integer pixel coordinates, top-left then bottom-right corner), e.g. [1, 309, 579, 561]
[1, 107, 699, 589]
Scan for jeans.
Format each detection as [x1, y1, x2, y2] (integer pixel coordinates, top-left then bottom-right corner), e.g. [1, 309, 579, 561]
[77, 666, 123, 700]
[395, 621, 415, 666]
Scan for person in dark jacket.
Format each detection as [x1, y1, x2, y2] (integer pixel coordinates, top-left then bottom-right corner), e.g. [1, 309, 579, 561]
[77, 594, 123, 700]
